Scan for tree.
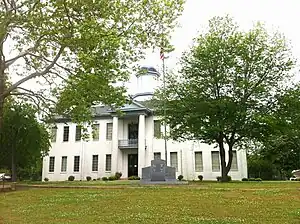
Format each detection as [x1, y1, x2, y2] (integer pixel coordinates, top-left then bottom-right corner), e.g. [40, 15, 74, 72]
[0, 0, 185, 125]
[255, 85, 300, 178]
[1, 103, 50, 181]
[154, 16, 295, 181]
[0, 0, 185, 160]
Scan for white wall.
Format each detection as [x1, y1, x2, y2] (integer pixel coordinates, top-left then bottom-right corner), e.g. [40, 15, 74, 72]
[43, 116, 248, 181]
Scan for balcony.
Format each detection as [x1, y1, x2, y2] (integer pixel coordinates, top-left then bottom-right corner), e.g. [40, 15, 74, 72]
[118, 139, 138, 149]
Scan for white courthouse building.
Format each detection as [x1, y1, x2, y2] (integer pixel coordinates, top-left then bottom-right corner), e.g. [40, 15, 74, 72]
[42, 66, 248, 181]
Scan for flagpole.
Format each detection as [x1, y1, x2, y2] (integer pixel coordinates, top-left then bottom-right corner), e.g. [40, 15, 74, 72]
[162, 51, 168, 166]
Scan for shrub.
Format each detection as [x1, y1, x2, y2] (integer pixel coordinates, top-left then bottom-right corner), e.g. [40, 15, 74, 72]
[198, 175, 203, 181]
[97, 177, 101, 181]
[86, 176, 92, 181]
[102, 177, 108, 181]
[242, 178, 248, 181]
[217, 176, 232, 182]
[255, 178, 262, 182]
[68, 175, 75, 181]
[177, 175, 184, 181]
[108, 175, 117, 181]
[93, 179, 96, 181]
[128, 176, 140, 180]
[44, 178, 49, 182]
[248, 178, 256, 181]
[115, 172, 122, 180]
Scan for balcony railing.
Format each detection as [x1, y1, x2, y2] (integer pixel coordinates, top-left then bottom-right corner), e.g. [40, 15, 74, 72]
[118, 139, 138, 149]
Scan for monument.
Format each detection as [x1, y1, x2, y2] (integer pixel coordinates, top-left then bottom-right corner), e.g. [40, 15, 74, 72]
[141, 159, 187, 184]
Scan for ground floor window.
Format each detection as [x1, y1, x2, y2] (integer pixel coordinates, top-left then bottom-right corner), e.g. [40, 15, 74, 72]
[74, 156, 80, 172]
[92, 155, 98, 171]
[211, 151, 220, 172]
[49, 156, 55, 172]
[231, 151, 238, 171]
[170, 152, 178, 171]
[154, 152, 161, 160]
[105, 154, 111, 171]
[195, 152, 203, 172]
[61, 156, 67, 172]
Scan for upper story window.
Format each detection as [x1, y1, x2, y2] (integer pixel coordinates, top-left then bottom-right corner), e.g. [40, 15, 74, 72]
[92, 124, 100, 141]
[75, 125, 82, 141]
[106, 123, 113, 140]
[154, 120, 162, 138]
[51, 127, 57, 142]
[63, 126, 69, 142]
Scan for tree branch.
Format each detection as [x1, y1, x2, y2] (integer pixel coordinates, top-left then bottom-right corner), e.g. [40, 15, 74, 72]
[1, 46, 65, 98]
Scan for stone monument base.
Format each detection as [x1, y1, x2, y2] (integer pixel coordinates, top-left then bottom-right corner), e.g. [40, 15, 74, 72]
[140, 180, 188, 185]
[141, 159, 186, 185]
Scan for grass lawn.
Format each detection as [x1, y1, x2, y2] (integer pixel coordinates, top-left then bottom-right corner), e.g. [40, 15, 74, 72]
[0, 182, 300, 224]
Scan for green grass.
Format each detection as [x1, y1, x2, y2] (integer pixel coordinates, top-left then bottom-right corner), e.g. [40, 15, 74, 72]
[1, 182, 300, 224]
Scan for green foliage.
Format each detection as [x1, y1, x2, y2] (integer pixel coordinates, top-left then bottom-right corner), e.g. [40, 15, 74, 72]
[68, 176, 75, 181]
[242, 178, 248, 181]
[252, 85, 300, 178]
[177, 175, 184, 181]
[115, 172, 122, 180]
[217, 176, 231, 182]
[0, 0, 185, 138]
[44, 178, 49, 182]
[248, 178, 256, 181]
[198, 175, 203, 181]
[86, 176, 92, 181]
[108, 176, 117, 181]
[102, 177, 108, 181]
[0, 103, 50, 181]
[128, 176, 140, 180]
[255, 178, 262, 182]
[154, 16, 295, 180]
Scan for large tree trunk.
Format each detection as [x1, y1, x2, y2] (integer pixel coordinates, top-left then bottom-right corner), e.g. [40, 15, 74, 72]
[218, 133, 234, 182]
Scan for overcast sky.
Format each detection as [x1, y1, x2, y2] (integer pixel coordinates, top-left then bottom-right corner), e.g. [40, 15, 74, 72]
[129, 0, 300, 94]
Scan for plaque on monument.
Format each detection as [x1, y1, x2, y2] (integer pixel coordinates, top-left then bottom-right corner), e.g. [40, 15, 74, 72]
[151, 159, 166, 181]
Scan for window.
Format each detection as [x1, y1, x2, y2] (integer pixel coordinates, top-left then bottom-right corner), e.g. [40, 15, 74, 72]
[106, 123, 113, 140]
[73, 156, 80, 172]
[92, 124, 100, 140]
[92, 155, 98, 172]
[61, 156, 67, 172]
[75, 125, 81, 141]
[51, 127, 57, 142]
[49, 157, 55, 172]
[105, 154, 111, 171]
[170, 152, 178, 171]
[154, 120, 162, 138]
[231, 151, 238, 171]
[63, 126, 69, 142]
[195, 152, 203, 172]
[211, 151, 220, 172]
[154, 152, 161, 160]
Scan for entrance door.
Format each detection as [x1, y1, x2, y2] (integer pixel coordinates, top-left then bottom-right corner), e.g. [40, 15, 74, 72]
[128, 154, 138, 177]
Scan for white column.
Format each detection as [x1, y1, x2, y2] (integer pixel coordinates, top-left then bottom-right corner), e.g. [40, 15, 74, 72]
[111, 116, 119, 174]
[138, 114, 146, 177]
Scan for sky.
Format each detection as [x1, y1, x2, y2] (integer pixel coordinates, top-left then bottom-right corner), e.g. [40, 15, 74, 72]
[9, 0, 300, 95]
[128, 0, 300, 94]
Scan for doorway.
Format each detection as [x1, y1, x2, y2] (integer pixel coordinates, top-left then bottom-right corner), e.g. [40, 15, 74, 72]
[128, 154, 138, 177]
